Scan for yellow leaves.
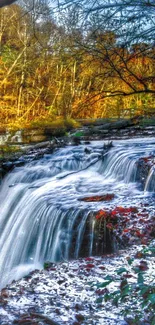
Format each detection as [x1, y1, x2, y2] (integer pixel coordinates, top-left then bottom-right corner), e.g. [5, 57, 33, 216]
[2, 95, 16, 101]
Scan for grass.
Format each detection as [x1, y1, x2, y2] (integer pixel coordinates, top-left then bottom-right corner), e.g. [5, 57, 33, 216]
[0, 144, 21, 159]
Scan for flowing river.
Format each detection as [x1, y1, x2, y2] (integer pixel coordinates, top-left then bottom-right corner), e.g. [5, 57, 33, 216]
[0, 137, 154, 289]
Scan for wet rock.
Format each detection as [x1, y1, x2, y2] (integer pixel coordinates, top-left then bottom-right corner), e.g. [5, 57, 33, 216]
[72, 137, 81, 145]
[75, 313, 85, 322]
[84, 147, 91, 154]
[136, 156, 155, 190]
[44, 127, 66, 138]
[2, 161, 13, 169]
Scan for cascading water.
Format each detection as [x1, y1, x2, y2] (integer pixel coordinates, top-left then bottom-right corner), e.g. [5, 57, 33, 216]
[144, 166, 155, 192]
[0, 138, 154, 289]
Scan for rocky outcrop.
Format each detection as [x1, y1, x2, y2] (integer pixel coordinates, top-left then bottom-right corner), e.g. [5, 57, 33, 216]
[136, 156, 155, 191]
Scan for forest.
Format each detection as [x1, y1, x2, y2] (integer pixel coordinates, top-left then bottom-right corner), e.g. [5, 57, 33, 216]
[0, 0, 155, 129]
[0, 2, 155, 325]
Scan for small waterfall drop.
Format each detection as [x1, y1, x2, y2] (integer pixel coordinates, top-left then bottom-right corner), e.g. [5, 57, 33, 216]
[0, 138, 154, 289]
[144, 166, 155, 192]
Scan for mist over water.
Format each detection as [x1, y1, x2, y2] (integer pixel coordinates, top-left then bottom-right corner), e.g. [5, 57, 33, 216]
[0, 138, 154, 289]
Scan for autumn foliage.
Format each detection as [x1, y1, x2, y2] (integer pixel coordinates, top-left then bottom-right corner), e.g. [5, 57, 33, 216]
[0, 3, 155, 128]
[80, 194, 115, 202]
[95, 205, 154, 246]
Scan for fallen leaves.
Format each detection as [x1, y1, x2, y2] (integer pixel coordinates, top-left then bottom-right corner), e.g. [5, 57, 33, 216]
[94, 204, 154, 247]
[79, 194, 115, 202]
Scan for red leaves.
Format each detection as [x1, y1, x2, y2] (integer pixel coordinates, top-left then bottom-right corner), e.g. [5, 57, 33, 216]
[123, 228, 131, 233]
[135, 230, 144, 238]
[123, 274, 133, 279]
[95, 203, 153, 246]
[98, 265, 106, 270]
[142, 156, 154, 164]
[134, 251, 144, 259]
[96, 210, 109, 220]
[111, 206, 138, 216]
[136, 261, 149, 272]
[80, 194, 115, 202]
[106, 223, 113, 230]
[95, 205, 138, 230]
[86, 263, 95, 269]
[85, 257, 94, 261]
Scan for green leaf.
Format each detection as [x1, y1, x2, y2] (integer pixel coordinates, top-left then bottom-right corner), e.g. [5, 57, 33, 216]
[133, 266, 141, 274]
[151, 315, 155, 325]
[127, 257, 134, 265]
[141, 301, 147, 309]
[96, 296, 103, 303]
[121, 284, 131, 297]
[104, 275, 113, 281]
[97, 280, 113, 288]
[112, 290, 121, 295]
[148, 293, 155, 304]
[149, 247, 155, 256]
[116, 267, 128, 275]
[140, 285, 149, 295]
[142, 246, 155, 256]
[113, 295, 120, 306]
[44, 261, 52, 269]
[73, 131, 84, 137]
[138, 273, 144, 284]
[104, 293, 112, 302]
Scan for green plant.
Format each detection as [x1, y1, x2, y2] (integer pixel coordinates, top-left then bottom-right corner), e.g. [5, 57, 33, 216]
[94, 242, 155, 324]
[72, 131, 84, 137]
[0, 145, 21, 157]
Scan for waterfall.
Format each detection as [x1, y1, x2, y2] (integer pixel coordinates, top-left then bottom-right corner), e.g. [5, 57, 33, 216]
[144, 166, 155, 192]
[0, 138, 154, 289]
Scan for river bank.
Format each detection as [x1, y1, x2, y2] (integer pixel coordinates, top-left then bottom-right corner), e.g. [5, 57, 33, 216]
[0, 119, 155, 180]
[0, 241, 154, 325]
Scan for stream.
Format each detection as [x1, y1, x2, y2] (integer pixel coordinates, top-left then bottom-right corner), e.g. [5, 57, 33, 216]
[0, 137, 154, 291]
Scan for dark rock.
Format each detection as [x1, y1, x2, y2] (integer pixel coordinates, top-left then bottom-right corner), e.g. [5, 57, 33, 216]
[84, 147, 91, 154]
[136, 156, 154, 190]
[75, 314, 85, 322]
[72, 137, 81, 145]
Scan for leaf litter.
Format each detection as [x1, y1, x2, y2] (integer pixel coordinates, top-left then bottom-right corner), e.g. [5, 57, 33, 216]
[0, 240, 154, 325]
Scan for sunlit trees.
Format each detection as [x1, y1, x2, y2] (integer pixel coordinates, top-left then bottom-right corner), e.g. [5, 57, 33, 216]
[0, 3, 49, 122]
[0, 0, 154, 125]
[53, 0, 155, 117]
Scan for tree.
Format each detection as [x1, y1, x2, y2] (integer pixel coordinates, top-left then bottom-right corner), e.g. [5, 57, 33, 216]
[51, 0, 155, 119]
[0, 0, 154, 122]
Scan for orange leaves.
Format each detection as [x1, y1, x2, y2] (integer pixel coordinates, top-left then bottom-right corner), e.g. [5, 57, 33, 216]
[111, 206, 138, 217]
[123, 228, 130, 233]
[96, 210, 108, 220]
[94, 203, 154, 246]
[95, 206, 138, 223]
[80, 194, 115, 202]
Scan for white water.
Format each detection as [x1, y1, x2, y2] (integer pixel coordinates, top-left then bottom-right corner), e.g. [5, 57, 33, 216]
[0, 138, 154, 289]
[144, 166, 155, 192]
